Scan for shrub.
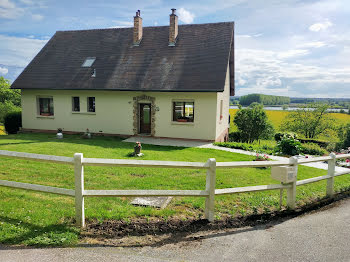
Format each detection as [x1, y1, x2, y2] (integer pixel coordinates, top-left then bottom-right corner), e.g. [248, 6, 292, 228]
[233, 103, 274, 143]
[214, 140, 276, 155]
[301, 143, 328, 156]
[4, 111, 22, 134]
[0, 100, 20, 124]
[275, 136, 302, 156]
[229, 131, 242, 142]
[274, 132, 297, 142]
[343, 128, 350, 148]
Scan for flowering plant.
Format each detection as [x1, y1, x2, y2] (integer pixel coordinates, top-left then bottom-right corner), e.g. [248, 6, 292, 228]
[255, 153, 270, 161]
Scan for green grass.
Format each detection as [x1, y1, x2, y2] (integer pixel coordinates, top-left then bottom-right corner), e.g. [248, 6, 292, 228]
[1, 132, 350, 246]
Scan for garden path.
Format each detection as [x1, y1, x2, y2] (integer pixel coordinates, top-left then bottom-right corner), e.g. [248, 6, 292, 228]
[123, 137, 349, 172]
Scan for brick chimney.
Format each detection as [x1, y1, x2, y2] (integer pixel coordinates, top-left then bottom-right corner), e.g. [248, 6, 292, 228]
[169, 8, 178, 46]
[133, 10, 142, 46]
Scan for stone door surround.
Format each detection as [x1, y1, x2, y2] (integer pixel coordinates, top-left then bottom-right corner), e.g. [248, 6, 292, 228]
[133, 95, 156, 136]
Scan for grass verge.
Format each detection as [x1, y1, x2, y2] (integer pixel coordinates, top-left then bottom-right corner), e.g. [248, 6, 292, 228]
[1, 133, 350, 246]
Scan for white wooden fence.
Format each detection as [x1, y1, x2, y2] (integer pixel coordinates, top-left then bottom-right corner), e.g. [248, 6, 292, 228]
[0, 149, 350, 228]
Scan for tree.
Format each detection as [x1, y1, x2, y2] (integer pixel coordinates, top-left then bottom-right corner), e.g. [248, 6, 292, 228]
[0, 77, 21, 123]
[233, 103, 274, 143]
[281, 103, 335, 139]
[0, 77, 20, 106]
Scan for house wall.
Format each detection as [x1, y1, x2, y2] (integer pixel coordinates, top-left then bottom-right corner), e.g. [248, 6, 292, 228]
[21, 90, 218, 141]
[215, 63, 230, 142]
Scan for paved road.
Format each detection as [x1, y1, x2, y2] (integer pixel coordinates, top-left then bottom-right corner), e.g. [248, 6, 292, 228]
[1, 198, 350, 262]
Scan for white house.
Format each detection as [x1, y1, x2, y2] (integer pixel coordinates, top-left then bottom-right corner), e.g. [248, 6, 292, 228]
[12, 9, 234, 142]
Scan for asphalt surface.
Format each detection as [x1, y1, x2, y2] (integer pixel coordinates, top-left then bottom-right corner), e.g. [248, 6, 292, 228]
[1, 198, 350, 262]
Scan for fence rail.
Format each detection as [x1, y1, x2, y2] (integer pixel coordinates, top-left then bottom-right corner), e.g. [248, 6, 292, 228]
[0, 149, 350, 227]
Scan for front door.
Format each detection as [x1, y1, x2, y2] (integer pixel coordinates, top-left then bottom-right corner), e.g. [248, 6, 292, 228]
[139, 103, 151, 134]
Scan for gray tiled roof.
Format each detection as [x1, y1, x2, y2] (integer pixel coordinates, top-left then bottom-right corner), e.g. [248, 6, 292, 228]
[12, 22, 234, 94]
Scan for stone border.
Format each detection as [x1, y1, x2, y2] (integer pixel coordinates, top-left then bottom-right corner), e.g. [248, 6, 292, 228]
[133, 95, 156, 136]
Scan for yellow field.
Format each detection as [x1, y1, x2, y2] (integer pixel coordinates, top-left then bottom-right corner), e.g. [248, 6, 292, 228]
[229, 109, 350, 132]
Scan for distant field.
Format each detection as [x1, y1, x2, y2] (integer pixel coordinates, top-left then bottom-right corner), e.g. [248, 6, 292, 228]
[0, 126, 5, 135]
[230, 109, 350, 136]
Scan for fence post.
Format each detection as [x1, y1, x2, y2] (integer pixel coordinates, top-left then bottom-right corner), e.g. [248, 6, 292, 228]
[326, 152, 336, 197]
[74, 153, 85, 228]
[205, 158, 216, 222]
[286, 156, 298, 210]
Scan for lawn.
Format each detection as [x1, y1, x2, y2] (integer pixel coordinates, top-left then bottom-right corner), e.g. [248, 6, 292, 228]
[1, 132, 350, 246]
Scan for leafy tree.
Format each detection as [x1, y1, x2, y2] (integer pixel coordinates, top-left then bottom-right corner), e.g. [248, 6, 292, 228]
[281, 103, 335, 139]
[233, 103, 274, 143]
[0, 77, 21, 123]
[0, 77, 20, 106]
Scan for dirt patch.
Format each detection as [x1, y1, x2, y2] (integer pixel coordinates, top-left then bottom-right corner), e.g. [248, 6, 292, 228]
[81, 190, 350, 247]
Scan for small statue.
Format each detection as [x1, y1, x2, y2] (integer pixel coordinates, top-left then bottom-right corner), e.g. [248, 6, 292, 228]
[57, 128, 63, 139]
[133, 141, 143, 156]
[82, 128, 92, 139]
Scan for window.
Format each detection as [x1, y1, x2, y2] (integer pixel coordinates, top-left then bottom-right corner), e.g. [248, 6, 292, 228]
[173, 102, 194, 122]
[72, 97, 80, 112]
[220, 100, 223, 120]
[87, 97, 95, 112]
[38, 97, 54, 116]
[81, 57, 96, 67]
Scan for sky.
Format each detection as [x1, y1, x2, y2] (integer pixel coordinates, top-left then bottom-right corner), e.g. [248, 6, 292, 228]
[0, 0, 349, 98]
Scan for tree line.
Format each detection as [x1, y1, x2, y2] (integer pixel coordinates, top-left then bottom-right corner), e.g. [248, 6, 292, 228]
[239, 94, 290, 106]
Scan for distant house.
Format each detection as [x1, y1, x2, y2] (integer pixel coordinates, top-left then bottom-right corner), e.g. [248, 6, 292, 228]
[11, 9, 234, 142]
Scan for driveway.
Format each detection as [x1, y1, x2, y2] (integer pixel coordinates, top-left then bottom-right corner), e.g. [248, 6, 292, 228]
[1, 197, 350, 262]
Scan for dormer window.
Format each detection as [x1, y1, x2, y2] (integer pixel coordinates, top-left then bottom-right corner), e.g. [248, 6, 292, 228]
[81, 57, 96, 67]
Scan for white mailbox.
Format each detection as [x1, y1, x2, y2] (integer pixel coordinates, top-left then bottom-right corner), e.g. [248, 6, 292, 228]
[271, 166, 297, 183]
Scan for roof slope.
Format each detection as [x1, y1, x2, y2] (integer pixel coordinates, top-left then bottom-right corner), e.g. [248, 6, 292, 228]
[12, 22, 234, 94]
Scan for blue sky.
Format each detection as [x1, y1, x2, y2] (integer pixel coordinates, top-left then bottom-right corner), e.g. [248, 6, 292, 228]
[0, 0, 349, 97]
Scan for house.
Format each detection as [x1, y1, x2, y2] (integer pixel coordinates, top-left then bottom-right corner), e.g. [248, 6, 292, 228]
[11, 9, 234, 142]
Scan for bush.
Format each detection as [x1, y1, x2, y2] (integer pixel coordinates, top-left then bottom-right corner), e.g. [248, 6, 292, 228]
[229, 131, 242, 142]
[275, 136, 302, 156]
[343, 128, 350, 148]
[0, 100, 20, 124]
[274, 132, 297, 142]
[233, 103, 274, 143]
[301, 143, 327, 156]
[4, 111, 22, 134]
[214, 140, 276, 155]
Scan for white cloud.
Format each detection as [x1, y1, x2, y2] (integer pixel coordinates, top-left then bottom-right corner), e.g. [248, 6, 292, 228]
[277, 49, 309, 59]
[0, 0, 14, 9]
[110, 20, 133, 28]
[235, 47, 350, 97]
[0, 66, 8, 75]
[177, 8, 195, 24]
[0, 0, 23, 19]
[309, 20, 333, 32]
[0, 34, 48, 67]
[297, 41, 327, 48]
[31, 13, 43, 21]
